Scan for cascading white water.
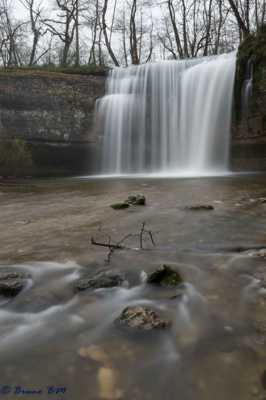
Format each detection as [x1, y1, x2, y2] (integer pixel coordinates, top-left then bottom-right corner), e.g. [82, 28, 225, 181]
[98, 52, 236, 176]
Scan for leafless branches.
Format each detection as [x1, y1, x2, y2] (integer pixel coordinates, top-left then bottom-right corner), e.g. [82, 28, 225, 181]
[0, 0, 265, 67]
[91, 222, 156, 263]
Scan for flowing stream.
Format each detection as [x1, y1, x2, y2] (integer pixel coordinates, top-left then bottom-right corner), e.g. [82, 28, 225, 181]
[0, 175, 266, 399]
[98, 52, 236, 176]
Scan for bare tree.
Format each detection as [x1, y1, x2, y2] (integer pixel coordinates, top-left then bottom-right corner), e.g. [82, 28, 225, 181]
[44, 0, 78, 66]
[167, 0, 184, 58]
[20, 0, 50, 65]
[102, 0, 119, 66]
[227, 0, 250, 37]
[129, 0, 139, 64]
[0, 0, 27, 66]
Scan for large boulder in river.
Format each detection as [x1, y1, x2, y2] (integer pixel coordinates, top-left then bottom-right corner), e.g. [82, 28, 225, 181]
[75, 270, 126, 291]
[116, 306, 170, 331]
[0, 271, 31, 297]
[147, 265, 183, 287]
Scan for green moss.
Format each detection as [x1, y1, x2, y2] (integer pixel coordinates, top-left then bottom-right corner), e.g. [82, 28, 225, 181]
[147, 265, 183, 287]
[263, 115, 266, 130]
[234, 27, 266, 121]
[0, 136, 33, 178]
[0, 64, 108, 77]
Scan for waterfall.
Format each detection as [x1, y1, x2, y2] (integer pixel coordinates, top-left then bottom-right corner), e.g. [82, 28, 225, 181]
[97, 52, 236, 176]
[241, 58, 253, 117]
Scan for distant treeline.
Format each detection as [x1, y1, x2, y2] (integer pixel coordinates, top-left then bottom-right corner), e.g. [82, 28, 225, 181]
[0, 0, 265, 68]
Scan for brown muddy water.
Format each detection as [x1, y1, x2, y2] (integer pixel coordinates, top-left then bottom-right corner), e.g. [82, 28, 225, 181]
[0, 174, 266, 400]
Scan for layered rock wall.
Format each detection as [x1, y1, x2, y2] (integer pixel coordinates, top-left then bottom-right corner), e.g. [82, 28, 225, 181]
[0, 71, 106, 175]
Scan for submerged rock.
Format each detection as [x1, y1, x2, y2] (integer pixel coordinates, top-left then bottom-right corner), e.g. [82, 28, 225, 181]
[147, 265, 183, 287]
[76, 270, 126, 291]
[116, 306, 170, 330]
[110, 202, 129, 210]
[78, 345, 109, 364]
[185, 204, 214, 211]
[126, 195, 146, 206]
[0, 270, 30, 297]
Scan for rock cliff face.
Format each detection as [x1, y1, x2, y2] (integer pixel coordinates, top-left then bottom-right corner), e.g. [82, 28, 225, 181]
[231, 29, 266, 171]
[0, 70, 106, 175]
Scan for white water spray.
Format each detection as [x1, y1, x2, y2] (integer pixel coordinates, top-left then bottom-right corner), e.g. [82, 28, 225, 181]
[98, 52, 236, 176]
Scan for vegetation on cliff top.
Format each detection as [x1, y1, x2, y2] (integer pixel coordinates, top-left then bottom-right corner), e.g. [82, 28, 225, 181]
[234, 25, 266, 120]
[0, 64, 108, 78]
[237, 24, 266, 75]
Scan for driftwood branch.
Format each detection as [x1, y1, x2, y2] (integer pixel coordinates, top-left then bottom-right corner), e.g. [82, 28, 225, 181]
[91, 222, 156, 263]
[140, 222, 156, 249]
[91, 237, 123, 250]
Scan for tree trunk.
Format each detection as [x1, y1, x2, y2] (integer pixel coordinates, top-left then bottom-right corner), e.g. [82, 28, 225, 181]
[102, 0, 119, 66]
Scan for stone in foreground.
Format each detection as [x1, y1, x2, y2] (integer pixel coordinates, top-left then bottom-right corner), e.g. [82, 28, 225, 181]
[0, 280, 25, 297]
[126, 195, 146, 206]
[116, 306, 170, 330]
[110, 203, 129, 210]
[0, 271, 31, 280]
[147, 264, 183, 287]
[0, 270, 31, 297]
[76, 270, 126, 291]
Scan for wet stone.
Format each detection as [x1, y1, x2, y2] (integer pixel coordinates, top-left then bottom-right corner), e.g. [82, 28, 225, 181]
[76, 270, 126, 291]
[110, 203, 129, 210]
[0, 270, 30, 297]
[185, 204, 214, 211]
[0, 271, 31, 280]
[116, 306, 171, 330]
[147, 264, 183, 287]
[0, 280, 25, 297]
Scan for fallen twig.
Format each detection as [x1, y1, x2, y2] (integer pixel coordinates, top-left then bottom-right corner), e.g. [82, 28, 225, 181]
[91, 222, 156, 263]
[91, 237, 124, 249]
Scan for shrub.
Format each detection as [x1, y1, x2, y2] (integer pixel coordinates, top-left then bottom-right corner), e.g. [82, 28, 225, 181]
[0, 137, 33, 178]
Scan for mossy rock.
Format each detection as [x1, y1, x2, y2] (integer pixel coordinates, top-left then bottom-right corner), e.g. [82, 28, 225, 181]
[110, 202, 129, 210]
[0, 135, 33, 178]
[234, 28, 266, 120]
[116, 306, 171, 330]
[0, 269, 31, 297]
[147, 265, 183, 287]
[75, 270, 126, 291]
[126, 195, 146, 206]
